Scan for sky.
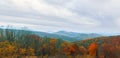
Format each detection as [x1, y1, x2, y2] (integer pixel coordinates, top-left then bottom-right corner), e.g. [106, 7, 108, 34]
[0, 0, 120, 34]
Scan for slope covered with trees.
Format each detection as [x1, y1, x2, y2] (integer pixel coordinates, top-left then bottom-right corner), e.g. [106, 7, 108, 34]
[0, 28, 120, 58]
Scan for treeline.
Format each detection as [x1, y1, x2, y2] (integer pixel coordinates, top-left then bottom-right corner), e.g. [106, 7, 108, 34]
[0, 28, 120, 58]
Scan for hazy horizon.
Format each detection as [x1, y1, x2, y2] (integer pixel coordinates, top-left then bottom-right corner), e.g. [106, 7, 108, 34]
[0, 26, 120, 36]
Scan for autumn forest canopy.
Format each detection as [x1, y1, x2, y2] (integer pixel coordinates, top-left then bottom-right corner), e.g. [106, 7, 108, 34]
[0, 28, 120, 58]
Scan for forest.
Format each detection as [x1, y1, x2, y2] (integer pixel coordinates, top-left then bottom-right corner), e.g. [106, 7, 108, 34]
[0, 28, 120, 58]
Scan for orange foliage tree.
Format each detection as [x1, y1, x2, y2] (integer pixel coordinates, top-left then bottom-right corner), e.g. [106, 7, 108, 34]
[61, 42, 80, 57]
[88, 42, 98, 57]
[61, 42, 71, 56]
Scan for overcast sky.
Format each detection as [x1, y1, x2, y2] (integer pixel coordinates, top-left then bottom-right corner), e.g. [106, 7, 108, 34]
[0, 0, 120, 34]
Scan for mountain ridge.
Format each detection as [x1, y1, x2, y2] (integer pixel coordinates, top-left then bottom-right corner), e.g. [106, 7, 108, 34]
[0, 27, 103, 41]
[34, 31, 102, 41]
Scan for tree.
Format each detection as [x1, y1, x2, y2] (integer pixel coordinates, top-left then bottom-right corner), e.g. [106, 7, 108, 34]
[88, 42, 98, 58]
[49, 38, 57, 56]
[78, 46, 87, 55]
[37, 43, 50, 58]
[102, 43, 116, 58]
[19, 48, 26, 56]
[68, 44, 79, 56]
[26, 47, 35, 56]
[0, 41, 16, 58]
[61, 42, 70, 55]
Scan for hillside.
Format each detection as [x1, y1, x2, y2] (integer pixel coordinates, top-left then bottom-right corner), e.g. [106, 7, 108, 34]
[75, 35, 120, 49]
[0, 28, 120, 58]
[0, 27, 102, 41]
[55, 31, 102, 40]
[34, 31, 102, 41]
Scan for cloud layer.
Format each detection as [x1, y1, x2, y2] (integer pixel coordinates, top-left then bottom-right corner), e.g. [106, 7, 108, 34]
[0, 0, 120, 33]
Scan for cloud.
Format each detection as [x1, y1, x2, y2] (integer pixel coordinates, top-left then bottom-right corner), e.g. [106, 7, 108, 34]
[0, 0, 100, 27]
[0, 0, 120, 33]
[114, 18, 120, 27]
[66, 0, 120, 18]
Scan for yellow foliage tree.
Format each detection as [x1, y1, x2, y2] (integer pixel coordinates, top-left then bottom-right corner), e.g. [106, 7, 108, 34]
[19, 48, 26, 56]
[26, 47, 35, 56]
[0, 41, 16, 57]
[49, 38, 57, 56]
[50, 38, 57, 45]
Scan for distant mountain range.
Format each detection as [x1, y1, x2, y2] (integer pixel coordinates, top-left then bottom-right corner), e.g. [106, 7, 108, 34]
[34, 31, 102, 41]
[0, 27, 102, 42]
